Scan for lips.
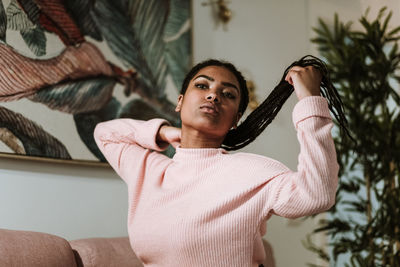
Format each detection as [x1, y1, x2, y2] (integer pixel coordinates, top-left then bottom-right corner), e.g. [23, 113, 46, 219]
[200, 102, 219, 115]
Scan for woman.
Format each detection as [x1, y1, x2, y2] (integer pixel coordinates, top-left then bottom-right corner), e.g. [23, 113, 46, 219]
[94, 59, 339, 267]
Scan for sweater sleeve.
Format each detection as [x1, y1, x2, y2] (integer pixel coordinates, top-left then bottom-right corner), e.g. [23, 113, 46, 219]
[93, 118, 170, 183]
[266, 96, 339, 219]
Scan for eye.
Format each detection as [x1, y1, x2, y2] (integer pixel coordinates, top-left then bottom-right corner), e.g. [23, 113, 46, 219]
[223, 91, 236, 99]
[195, 83, 208, 89]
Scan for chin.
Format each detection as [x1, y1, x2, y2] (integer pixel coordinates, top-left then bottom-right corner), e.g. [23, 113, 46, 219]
[194, 120, 230, 138]
[181, 113, 232, 137]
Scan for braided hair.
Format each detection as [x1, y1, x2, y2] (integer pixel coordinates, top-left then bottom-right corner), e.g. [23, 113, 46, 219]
[180, 56, 355, 150]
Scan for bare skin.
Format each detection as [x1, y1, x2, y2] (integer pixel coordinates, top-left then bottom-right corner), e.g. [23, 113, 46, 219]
[157, 65, 322, 149]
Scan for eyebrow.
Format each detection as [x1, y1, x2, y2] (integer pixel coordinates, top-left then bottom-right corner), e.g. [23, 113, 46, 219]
[194, 74, 239, 92]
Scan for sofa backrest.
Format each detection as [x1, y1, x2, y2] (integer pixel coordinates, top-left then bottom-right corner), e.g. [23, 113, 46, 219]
[0, 228, 78, 267]
[70, 237, 144, 267]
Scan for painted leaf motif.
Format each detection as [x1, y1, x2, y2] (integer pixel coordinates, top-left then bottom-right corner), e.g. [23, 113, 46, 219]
[6, 0, 34, 31]
[0, 1, 6, 41]
[28, 78, 115, 114]
[120, 98, 178, 124]
[164, 0, 191, 90]
[127, 0, 169, 97]
[92, 0, 169, 98]
[0, 105, 71, 159]
[63, 0, 102, 41]
[17, 0, 84, 45]
[20, 26, 46, 56]
[0, 42, 114, 102]
[0, 127, 25, 154]
[74, 97, 121, 162]
[15, 0, 40, 24]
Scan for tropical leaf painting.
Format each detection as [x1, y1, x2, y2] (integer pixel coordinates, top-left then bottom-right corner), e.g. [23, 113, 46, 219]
[0, 0, 191, 163]
[0, 2, 7, 41]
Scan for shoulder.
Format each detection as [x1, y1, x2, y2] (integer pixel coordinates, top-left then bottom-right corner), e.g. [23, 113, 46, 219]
[147, 150, 173, 166]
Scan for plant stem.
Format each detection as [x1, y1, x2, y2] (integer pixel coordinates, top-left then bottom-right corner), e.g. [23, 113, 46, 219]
[390, 160, 400, 254]
[365, 167, 375, 266]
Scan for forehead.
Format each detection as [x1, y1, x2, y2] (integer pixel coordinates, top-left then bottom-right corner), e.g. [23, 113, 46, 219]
[192, 66, 239, 85]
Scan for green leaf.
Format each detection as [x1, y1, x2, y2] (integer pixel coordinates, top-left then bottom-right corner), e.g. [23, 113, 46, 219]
[64, 0, 103, 41]
[387, 25, 400, 37]
[0, 1, 6, 41]
[302, 234, 330, 263]
[15, 0, 40, 25]
[377, 6, 388, 21]
[381, 10, 392, 35]
[20, 26, 46, 56]
[92, 0, 170, 99]
[311, 37, 328, 44]
[127, 0, 170, 92]
[389, 87, 400, 105]
[28, 78, 116, 115]
[163, 0, 191, 90]
[74, 97, 121, 162]
[164, 29, 191, 92]
[6, 0, 34, 31]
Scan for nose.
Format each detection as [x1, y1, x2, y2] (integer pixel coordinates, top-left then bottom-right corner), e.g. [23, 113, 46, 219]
[206, 92, 219, 102]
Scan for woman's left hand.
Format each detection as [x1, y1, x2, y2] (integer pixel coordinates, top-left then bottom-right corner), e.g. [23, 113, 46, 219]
[284, 66, 322, 101]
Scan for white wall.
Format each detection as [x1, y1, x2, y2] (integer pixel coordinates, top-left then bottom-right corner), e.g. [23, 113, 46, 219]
[0, 158, 128, 240]
[1, 0, 399, 266]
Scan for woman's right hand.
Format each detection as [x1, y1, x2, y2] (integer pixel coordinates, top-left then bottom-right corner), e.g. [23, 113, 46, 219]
[157, 125, 181, 148]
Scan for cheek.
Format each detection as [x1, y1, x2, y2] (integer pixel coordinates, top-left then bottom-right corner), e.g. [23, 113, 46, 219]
[179, 96, 196, 120]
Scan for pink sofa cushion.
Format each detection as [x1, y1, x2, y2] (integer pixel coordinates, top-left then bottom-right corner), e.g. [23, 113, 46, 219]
[0, 228, 77, 267]
[70, 237, 143, 267]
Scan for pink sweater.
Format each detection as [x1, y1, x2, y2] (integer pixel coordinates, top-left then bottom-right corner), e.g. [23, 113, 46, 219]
[94, 96, 339, 267]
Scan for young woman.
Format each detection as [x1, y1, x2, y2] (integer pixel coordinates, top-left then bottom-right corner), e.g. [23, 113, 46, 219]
[94, 59, 339, 267]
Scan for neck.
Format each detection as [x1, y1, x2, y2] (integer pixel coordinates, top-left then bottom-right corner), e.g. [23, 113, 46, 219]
[180, 125, 224, 148]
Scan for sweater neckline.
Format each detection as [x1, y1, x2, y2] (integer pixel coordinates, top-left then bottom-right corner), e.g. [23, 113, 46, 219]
[172, 146, 227, 161]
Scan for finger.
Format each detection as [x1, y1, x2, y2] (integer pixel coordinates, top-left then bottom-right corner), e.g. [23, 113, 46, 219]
[285, 71, 294, 85]
[285, 69, 296, 82]
[288, 66, 304, 72]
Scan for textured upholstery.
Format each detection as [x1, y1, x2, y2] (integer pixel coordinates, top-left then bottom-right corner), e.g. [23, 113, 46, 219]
[0, 229, 77, 267]
[70, 237, 143, 267]
[0, 228, 275, 266]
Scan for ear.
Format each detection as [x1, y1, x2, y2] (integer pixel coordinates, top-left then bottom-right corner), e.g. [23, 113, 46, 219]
[175, 95, 184, 112]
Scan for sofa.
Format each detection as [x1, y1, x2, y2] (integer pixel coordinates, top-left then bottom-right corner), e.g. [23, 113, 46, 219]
[0, 228, 144, 267]
[0, 228, 276, 266]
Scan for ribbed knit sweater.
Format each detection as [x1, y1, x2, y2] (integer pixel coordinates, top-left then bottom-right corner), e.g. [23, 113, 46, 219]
[93, 96, 339, 267]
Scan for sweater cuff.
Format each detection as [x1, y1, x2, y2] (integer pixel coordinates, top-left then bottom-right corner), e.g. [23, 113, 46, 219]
[292, 96, 331, 130]
[139, 118, 171, 151]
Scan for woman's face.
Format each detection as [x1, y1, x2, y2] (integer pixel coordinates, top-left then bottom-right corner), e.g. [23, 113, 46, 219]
[176, 66, 242, 139]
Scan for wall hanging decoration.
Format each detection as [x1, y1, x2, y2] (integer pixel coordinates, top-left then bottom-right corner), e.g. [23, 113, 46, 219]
[0, 0, 192, 165]
[202, 0, 232, 29]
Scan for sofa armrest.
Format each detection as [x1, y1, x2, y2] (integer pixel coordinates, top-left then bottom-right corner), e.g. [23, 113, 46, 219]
[0, 228, 77, 267]
[70, 237, 143, 267]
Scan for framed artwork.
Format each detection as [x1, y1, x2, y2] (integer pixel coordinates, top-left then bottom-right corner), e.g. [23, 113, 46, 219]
[0, 0, 191, 166]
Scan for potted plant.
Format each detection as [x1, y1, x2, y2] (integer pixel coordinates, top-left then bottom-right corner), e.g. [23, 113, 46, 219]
[304, 7, 400, 267]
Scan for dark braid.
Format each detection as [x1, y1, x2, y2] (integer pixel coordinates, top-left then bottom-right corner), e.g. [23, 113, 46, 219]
[180, 56, 355, 150]
[222, 55, 355, 150]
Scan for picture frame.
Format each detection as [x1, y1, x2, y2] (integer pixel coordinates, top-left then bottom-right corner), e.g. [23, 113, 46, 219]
[0, 0, 192, 166]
